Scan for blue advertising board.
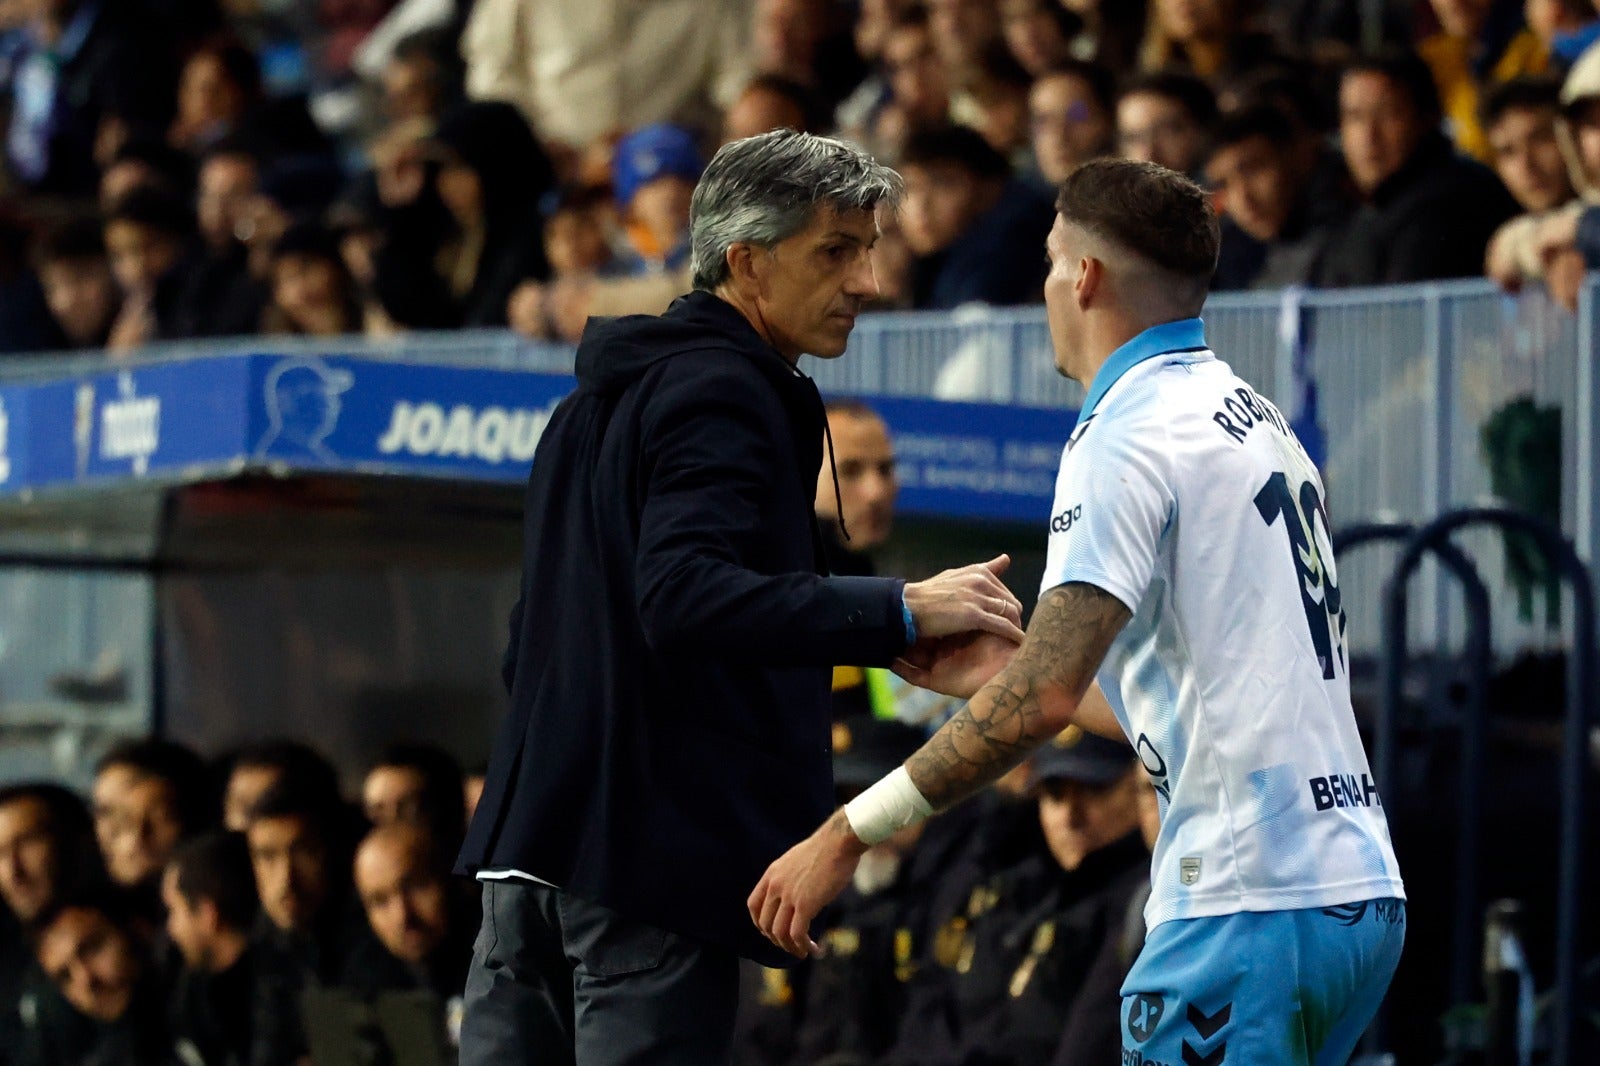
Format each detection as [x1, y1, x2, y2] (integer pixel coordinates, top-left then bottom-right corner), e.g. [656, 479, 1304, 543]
[0, 353, 1076, 524]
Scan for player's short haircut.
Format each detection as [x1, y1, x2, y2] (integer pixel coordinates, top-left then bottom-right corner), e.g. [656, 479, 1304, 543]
[1341, 48, 1442, 125]
[690, 129, 903, 291]
[1037, 60, 1118, 115]
[901, 124, 1011, 182]
[1117, 71, 1219, 130]
[1480, 76, 1563, 132]
[1055, 159, 1219, 308]
[169, 831, 258, 931]
[1209, 105, 1297, 156]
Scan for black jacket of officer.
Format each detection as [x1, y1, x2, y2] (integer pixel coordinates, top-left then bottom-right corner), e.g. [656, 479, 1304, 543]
[458, 291, 911, 967]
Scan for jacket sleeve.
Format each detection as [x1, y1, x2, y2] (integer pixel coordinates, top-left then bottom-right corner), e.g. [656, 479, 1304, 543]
[634, 355, 910, 667]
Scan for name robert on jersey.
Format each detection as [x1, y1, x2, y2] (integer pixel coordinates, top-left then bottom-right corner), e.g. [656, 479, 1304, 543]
[1211, 385, 1291, 444]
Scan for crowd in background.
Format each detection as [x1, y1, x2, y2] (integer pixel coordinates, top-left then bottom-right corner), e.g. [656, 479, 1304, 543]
[9, 0, 1600, 359]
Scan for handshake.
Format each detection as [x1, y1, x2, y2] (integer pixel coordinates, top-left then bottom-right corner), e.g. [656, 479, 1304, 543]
[895, 554, 1028, 700]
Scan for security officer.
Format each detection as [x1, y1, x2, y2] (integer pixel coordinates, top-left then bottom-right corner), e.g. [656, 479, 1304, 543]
[885, 727, 1149, 1066]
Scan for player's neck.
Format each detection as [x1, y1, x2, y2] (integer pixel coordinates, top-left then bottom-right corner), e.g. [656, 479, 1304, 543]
[1074, 315, 1149, 391]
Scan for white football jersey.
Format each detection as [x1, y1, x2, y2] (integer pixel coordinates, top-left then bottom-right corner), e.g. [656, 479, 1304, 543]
[1040, 319, 1405, 929]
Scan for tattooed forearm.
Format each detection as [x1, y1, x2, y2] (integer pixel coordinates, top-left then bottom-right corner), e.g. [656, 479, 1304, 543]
[905, 582, 1131, 811]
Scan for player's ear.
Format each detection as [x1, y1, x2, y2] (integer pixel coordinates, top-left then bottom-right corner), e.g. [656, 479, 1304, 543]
[1075, 255, 1103, 308]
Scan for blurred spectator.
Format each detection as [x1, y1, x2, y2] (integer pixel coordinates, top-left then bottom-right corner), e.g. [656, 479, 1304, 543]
[236, 155, 344, 280]
[168, 36, 263, 157]
[31, 216, 119, 349]
[1206, 105, 1345, 289]
[878, 4, 953, 144]
[97, 136, 194, 213]
[1, 0, 174, 198]
[1029, 60, 1117, 186]
[1527, 0, 1598, 67]
[0, 784, 105, 928]
[90, 739, 213, 918]
[360, 742, 466, 856]
[373, 101, 553, 328]
[815, 400, 898, 569]
[532, 184, 619, 290]
[722, 74, 820, 144]
[0, 212, 59, 354]
[162, 832, 259, 1066]
[1482, 77, 1579, 290]
[1139, 0, 1287, 84]
[1521, 44, 1600, 307]
[1418, 0, 1551, 162]
[926, 0, 1001, 85]
[343, 823, 471, 999]
[320, 0, 400, 77]
[1115, 70, 1218, 176]
[752, 0, 867, 115]
[245, 777, 364, 1066]
[459, 0, 751, 158]
[1264, 0, 1412, 52]
[611, 123, 701, 275]
[220, 739, 341, 834]
[899, 123, 1055, 308]
[964, 45, 1034, 158]
[183, 138, 266, 338]
[28, 897, 168, 1066]
[1000, 0, 1081, 77]
[1314, 48, 1520, 286]
[262, 222, 366, 335]
[376, 27, 461, 125]
[887, 730, 1146, 1066]
[1059, 0, 1149, 70]
[101, 186, 202, 352]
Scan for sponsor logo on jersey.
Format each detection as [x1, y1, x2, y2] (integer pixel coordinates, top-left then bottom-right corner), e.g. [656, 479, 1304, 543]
[1128, 993, 1166, 1043]
[1050, 503, 1082, 533]
[1179, 857, 1202, 886]
[1308, 773, 1381, 811]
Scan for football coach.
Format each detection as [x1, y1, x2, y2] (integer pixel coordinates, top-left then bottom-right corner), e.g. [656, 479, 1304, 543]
[457, 129, 1027, 1066]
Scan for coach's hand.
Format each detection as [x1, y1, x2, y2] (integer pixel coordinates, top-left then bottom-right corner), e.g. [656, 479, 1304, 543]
[903, 556, 1025, 643]
[749, 810, 867, 959]
[893, 630, 1020, 698]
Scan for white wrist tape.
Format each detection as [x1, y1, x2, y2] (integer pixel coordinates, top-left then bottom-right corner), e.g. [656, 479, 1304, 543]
[844, 766, 934, 846]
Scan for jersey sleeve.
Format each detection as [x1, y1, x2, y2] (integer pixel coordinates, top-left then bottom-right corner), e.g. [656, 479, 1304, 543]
[1038, 414, 1175, 614]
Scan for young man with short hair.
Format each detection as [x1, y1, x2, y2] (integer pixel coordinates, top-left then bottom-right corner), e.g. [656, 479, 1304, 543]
[755, 159, 1407, 1066]
[164, 832, 260, 1066]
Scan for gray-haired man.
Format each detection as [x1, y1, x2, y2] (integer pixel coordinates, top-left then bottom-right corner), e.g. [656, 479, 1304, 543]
[456, 129, 1026, 1064]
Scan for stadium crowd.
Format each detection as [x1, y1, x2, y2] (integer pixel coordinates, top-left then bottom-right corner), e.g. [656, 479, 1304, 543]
[7, 0, 1600, 360]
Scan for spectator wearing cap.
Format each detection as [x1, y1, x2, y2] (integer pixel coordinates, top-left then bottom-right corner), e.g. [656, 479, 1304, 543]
[1115, 71, 1218, 178]
[0, 0, 174, 198]
[1518, 42, 1600, 309]
[373, 101, 555, 329]
[1029, 60, 1117, 187]
[611, 123, 703, 276]
[899, 123, 1056, 309]
[460, 0, 751, 157]
[162, 832, 261, 1066]
[1481, 77, 1581, 292]
[886, 728, 1147, 1066]
[31, 217, 120, 350]
[1205, 104, 1346, 290]
[1315, 48, 1520, 287]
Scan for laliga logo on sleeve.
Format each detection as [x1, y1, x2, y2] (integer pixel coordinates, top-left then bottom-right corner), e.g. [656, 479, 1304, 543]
[1050, 503, 1082, 533]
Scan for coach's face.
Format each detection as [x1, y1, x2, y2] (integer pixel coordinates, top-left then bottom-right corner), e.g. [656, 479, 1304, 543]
[749, 204, 880, 361]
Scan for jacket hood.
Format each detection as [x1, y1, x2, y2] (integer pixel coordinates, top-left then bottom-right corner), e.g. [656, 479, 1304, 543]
[1558, 43, 1600, 202]
[574, 289, 796, 393]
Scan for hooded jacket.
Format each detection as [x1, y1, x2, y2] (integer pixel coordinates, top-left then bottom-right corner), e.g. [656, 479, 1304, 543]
[458, 291, 910, 967]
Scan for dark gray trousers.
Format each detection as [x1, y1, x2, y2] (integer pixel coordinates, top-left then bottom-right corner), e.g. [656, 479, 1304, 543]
[460, 878, 739, 1066]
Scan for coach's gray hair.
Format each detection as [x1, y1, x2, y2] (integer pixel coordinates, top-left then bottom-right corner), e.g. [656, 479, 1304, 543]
[690, 130, 903, 292]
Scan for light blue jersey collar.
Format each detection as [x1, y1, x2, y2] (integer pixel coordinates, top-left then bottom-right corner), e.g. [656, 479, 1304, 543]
[1079, 317, 1208, 421]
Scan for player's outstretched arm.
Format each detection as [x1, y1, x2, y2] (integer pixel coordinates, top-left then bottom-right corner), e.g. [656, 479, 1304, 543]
[749, 581, 1130, 958]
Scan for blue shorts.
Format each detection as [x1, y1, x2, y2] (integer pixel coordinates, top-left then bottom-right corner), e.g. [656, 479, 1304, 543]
[1120, 899, 1405, 1066]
